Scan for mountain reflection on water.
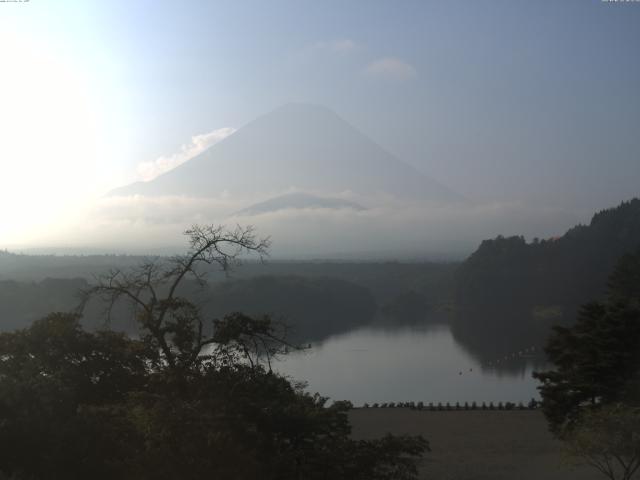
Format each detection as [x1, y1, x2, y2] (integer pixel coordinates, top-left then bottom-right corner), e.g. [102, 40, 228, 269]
[275, 324, 546, 406]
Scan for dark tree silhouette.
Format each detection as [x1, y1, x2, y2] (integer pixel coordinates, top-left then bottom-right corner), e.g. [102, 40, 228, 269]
[534, 248, 640, 435]
[0, 225, 428, 480]
[80, 224, 272, 371]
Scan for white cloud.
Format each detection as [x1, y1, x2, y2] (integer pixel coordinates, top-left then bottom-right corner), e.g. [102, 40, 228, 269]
[137, 127, 236, 181]
[313, 38, 359, 55]
[226, 201, 580, 259]
[365, 57, 416, 80]
[32, 191, 582, 259]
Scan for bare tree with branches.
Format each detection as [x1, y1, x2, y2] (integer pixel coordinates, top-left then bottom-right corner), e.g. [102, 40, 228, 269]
[1, 224, 429, 480]
[564, 404, 640, 480]
[79, 224, 284, 371]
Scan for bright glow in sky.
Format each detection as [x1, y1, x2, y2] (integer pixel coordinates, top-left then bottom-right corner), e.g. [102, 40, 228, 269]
[1, 29, 91, 240]
[1, 1, 638, 251]
[0, 8, 130, 245]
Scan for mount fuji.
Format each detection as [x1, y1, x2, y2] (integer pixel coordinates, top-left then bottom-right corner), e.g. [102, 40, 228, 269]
[110, 103, 461, 209]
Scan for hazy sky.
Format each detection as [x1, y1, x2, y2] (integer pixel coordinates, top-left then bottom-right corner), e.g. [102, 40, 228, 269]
[1, 0, 639, 248]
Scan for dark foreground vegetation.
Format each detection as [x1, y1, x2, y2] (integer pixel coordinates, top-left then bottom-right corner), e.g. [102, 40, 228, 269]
[531, 247, 640, 480]
[0, 226, 426, 480]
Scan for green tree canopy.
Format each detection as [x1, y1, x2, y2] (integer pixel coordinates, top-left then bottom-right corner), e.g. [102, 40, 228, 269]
[534, 248, 640, 434]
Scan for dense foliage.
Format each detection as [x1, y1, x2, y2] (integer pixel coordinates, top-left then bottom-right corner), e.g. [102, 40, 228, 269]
[454, 199, 640, 357]
[0, 225, 427, 479]
[0, 276, 376, 342]
[0, 278, 87, 331]
[208, 275, 377, 341]
[533, 248, 640, 434]
[0, 313, 427, 479]
[0, 262, 456, 341]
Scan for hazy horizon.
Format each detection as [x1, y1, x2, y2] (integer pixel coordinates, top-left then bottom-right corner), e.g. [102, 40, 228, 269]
[1, 1, 638, 258]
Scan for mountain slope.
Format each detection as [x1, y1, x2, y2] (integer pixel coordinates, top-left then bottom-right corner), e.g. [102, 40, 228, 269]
[110, 103, 461, 203]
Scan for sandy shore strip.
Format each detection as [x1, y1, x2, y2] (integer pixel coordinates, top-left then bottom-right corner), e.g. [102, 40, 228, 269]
[348, 408, 602, 480]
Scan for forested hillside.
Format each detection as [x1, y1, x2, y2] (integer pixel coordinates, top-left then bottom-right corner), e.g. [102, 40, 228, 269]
[454, 198, 640, 358]
[0, 258, 456, 340]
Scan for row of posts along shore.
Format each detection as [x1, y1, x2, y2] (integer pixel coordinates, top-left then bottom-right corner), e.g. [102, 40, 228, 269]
[357, 399, 540, 410]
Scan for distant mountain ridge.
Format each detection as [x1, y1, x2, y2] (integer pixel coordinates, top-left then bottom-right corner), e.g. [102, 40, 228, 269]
[109, 103, 461, 204]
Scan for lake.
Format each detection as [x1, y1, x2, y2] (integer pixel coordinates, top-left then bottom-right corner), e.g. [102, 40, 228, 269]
[275, 324, 545, 406]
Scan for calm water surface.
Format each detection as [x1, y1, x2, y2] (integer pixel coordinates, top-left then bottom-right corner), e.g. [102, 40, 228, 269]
[275, 325, 543, 406]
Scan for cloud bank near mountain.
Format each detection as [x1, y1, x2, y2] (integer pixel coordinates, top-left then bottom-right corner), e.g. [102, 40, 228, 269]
[50, 193, 581, 259]
[136, 127, 236, 181]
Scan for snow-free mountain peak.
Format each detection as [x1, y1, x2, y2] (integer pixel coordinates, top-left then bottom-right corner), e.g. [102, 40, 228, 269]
[109, 103, 461, 204]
